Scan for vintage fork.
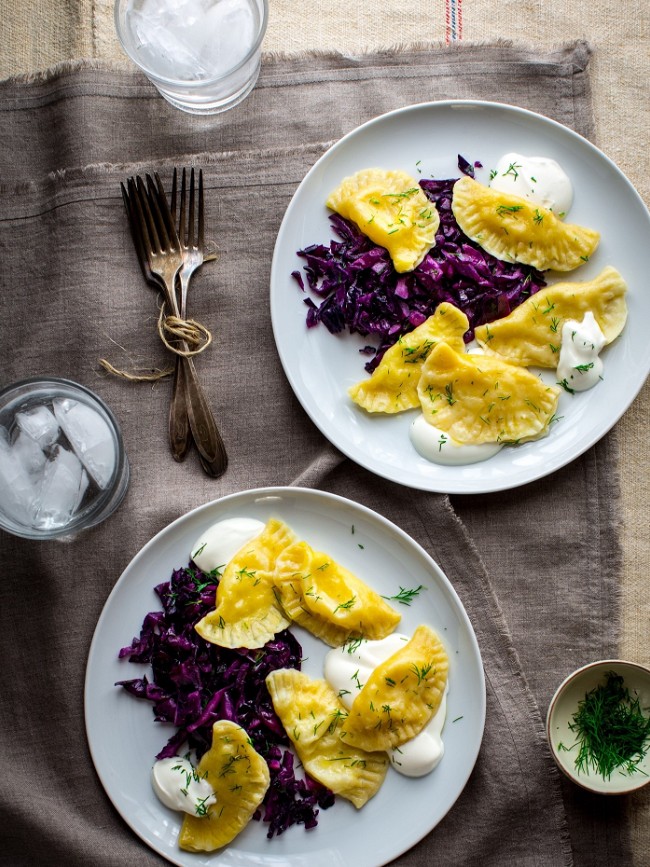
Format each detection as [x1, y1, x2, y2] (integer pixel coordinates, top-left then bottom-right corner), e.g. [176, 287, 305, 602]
[123, 176, 193, 463]
[127, 173, 228, 477]
[167, 168, 206, 463]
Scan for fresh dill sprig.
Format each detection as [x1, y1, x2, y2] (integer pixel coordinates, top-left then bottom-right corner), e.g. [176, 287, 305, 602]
[381, 585, 425, 606]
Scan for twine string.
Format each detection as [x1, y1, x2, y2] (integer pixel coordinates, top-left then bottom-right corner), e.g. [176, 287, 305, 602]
[99, 302, 212, 382]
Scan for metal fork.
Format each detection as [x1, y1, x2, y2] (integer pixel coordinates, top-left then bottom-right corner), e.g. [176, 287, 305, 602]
[127, 173, 228, 477]
[174, 167, 205, 317]
[167, 168, 205, 462]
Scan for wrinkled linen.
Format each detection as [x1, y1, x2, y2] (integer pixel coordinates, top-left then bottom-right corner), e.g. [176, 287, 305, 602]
[0, 43, 628, 865]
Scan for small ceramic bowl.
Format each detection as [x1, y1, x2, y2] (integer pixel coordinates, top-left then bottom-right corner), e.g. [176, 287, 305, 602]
[547, 659, 650, 794]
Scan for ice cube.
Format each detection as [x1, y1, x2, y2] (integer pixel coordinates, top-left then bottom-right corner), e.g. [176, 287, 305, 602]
[34, 446, 86, 530]
[15, 404, 60, 448]
[130, 6, 213, 79]
[0, 435, 39, 526]
[200, 0, 255, 70]
[12, 430, 47, 477]
[52, 398, 116, 490]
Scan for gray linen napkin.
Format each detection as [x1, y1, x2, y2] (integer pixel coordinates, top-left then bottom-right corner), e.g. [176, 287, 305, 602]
[0, 42, 628, 865]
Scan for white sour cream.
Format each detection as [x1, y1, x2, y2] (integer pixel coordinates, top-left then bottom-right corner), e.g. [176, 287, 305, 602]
[488, 152, 573, 216]
[556, 312, 606, 392]
[190, 517, 265, 573]
[410, 414, 502, 466]
[152, 756, 217, 816]
[324, 633, 447, 777]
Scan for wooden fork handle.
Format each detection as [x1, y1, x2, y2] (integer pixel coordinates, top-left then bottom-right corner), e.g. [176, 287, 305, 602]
[168, 356, 192, 463]
[182, 356, 228, 477]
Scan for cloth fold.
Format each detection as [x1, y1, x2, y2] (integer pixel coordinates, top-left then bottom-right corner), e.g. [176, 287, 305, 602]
[0, 42, 628, 865]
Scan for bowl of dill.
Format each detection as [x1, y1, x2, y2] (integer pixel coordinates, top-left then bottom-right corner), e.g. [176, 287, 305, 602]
[546, 660, 650, 794]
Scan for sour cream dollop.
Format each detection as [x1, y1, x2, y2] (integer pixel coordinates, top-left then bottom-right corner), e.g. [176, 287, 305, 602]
[152, 756, 217, 816]
[410, 415, 502, 466]
[556, 312, 606, 392]
[324, 633, 448, 777]
[488, 152, 573, 216]
[190, 517, 265, 573]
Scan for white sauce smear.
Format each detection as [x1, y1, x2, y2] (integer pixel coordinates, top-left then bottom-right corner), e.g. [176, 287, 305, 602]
[152, 755, 217, 816]
[488, 152, 573, 216]
[556, 312, 606, 392]
[190, 516, 265, 573]
[410, 415, 503, 466]
[324, 633, 447, 777]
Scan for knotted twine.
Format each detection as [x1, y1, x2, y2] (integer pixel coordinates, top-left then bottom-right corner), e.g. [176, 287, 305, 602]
[99, 260, 216, 382]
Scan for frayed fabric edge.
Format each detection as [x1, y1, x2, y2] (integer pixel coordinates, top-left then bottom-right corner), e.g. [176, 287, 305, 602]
[1, 40, 592, 87]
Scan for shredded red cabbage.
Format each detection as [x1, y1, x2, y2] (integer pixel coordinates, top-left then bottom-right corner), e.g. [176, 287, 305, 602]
[457, 153, 482, 178]
[117, 564, 334, 837]
[292, 175, 546, 373]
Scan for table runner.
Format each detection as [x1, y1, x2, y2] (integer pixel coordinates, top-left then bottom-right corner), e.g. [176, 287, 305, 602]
[0, 43, 630, 865]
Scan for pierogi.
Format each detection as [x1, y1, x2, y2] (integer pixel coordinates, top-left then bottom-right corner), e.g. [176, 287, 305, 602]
[452, 176, 600, 271]
[327, 168, 440, 272]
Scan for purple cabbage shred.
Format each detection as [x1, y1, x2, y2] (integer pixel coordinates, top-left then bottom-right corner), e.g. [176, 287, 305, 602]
[117, 564, 334, 837]
[293, 177, 546, 372]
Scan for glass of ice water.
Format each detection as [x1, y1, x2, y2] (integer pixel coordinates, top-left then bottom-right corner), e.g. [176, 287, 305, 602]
[0, 378, 130, 541]
[114, 0, 268, 115]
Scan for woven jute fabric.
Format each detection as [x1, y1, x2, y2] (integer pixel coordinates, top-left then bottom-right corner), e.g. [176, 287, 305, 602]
[0, 0, 650, 863]
[0, 42, 638, 865]
[3, 4, 648, 700]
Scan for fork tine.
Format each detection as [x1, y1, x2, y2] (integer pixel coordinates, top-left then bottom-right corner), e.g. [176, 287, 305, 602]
[130, 176, 158, 259]
[134, 175, 161, 256]
[188, 168, 196, 249]
[122, 181, 151, 279]
[170, 168, 178, 224]
[179, 168, 188, 247]
[122, 181, 146, 256]
[120, 181, 135, 239]
[198, 169, 205, 251]
[151, 172, 180, 251]
[144, 173, 172, 253]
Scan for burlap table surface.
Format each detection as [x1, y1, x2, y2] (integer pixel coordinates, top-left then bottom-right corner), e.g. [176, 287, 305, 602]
[5, 0, 649, 677]
[0, 42, 639, 866]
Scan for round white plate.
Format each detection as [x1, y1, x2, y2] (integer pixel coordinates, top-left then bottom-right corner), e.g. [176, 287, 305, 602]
[270, 100, 650, 493]
[85, 487, 486, 866]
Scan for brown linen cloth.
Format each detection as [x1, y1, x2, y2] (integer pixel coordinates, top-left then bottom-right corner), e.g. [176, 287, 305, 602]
[0, 43, 628, 865]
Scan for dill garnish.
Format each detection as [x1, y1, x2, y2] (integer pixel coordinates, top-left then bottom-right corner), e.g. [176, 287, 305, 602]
[496, 203, 524, 217]
[381, 585, 424, 606]
[566, 671, 650, 780]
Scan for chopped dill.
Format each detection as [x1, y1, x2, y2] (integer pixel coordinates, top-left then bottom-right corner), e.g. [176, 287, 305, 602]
[557, 378, 576, 395]
[496, 203, 524, 217]
[333, 596, 356, 613]
[566, 670, 650, 780]
[503, 161, 521, 180]
[343, 636, 364, 654]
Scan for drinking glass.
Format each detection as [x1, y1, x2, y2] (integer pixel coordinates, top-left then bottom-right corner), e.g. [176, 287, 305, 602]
[0, 378, 130, 540]
[114, 0, 268, 115]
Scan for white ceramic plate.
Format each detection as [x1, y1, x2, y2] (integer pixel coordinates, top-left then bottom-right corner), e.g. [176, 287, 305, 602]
[85, 487, 485, 867]
[270, 100, 650, 493]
